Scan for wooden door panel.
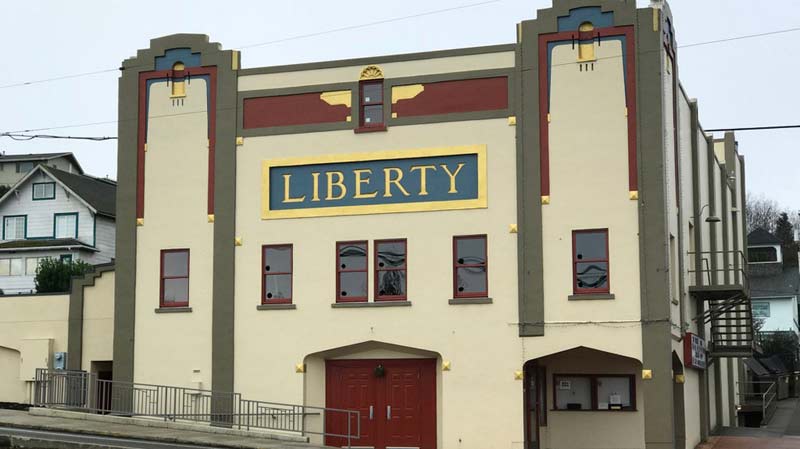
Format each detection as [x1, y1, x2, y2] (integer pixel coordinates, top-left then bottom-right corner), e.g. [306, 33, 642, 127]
[326, 361, 377, 448]
[383, 359, 436, 449]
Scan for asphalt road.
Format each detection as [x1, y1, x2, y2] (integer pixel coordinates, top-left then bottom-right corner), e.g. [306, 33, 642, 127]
[0, 426, 227, 449]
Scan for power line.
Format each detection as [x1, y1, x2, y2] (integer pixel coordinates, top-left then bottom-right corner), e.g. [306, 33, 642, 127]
[705, 125, 800, 132]
[0, 132, 116, 141]
[0, 0, 500, 90]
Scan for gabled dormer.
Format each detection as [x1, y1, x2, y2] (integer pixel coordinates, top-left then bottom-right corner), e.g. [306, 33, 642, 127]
[747, 228, 783, 277]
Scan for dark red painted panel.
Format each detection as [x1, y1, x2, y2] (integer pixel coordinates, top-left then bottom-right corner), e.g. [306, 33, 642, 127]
[243, 93, 349, 129]
[392, 77, 507, 118]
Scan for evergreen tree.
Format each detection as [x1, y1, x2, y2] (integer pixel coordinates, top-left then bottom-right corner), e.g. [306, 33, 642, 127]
[775, 212, 798, 266]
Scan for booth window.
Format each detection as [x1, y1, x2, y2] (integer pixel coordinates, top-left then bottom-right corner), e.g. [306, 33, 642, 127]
[375, 239, 407, 301]
[572, 229, 610, 294]
[263, 244, 293, 304]
[337, 241, 368, 302]
[160, 249, 190, 307]
[359, 80, 385, 129]
[553, 374, 635, 411]
[453, 235, 488, 298]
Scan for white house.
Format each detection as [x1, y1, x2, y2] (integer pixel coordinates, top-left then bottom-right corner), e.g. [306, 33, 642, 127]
[0, 165, 115, 294]
[0, 152, 83, 188]
[748, 228, 800, 335]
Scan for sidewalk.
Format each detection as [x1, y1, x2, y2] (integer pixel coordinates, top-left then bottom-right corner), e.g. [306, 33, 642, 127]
[0, 408, 327, 449]
[700, 398, 800, 449]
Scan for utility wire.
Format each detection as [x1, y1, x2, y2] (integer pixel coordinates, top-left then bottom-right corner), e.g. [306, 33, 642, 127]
[0, 132, 116, 141]
[705, 125, 800, 132]
[0, 0, 500, 90]
[4, 22, 800, 137]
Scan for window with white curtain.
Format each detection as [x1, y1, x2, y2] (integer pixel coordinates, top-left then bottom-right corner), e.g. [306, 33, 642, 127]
[54, 214, 77, 239]
[3, 216, 25, 240]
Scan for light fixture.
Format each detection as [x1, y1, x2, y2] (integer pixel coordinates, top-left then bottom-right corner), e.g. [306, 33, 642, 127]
[705, 216, 721, 223]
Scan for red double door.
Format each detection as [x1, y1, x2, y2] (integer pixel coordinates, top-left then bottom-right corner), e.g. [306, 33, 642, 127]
[325, 359, 436, 449]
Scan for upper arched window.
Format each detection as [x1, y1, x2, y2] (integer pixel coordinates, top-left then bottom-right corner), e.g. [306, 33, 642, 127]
[171, 62, 186, 98]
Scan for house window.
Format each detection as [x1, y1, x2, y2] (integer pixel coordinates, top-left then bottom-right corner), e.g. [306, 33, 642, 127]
[0, 258, 22, 276]
[26, 257, 46, 275]
[262, 244, 292, 304]
[3, 216, 26, 240]
[554, 374, 635, 411]
[572, 229, 610, 294]
[453, 235, 488, 298]
[32, 182, 56, 200]
[54, 213, 78, 239]
[16, 162, 34, 173]
[160, 249, 189, 307]
[337, 241, 368, 302]
[359, 80, 384, 129]
[748, 246, 778, 263]
[752, 302, 770, 318]
[375, 239, 407, 301]
[60, 254, 73, 263]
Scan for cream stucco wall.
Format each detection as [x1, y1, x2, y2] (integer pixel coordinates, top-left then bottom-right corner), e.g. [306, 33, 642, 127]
[81, 270, 115, 370]
[0, 294, 68, 402]
[540, 40, 642, 362]
[235, 118, 523, 449]
[238, 51, 514, 91]
[134, 79, 214, 389]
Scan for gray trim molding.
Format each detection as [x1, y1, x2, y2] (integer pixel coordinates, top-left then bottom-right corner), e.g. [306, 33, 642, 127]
[256, 304, 297, 311]
[449, 297, 493, 305]
[68, 263, 115, 371]
[154, 307, 193, 313]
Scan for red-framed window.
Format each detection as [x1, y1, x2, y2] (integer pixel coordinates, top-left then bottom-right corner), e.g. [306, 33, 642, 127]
[572, 229, 610, 294]
[337, 241, 368, 302]
[552, 374, 636, 411]
[262, 244, 293, 304]
[374, 239, 407, 301]
[160, 249, 189, 307]
[357, 80, 385, 131]
[453, 235, 488, 298]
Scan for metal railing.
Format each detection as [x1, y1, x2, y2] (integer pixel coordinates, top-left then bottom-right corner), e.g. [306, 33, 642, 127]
[688, 250, 748, 290]
[738, 381, 777, 425]
[33, 369, 360, 447]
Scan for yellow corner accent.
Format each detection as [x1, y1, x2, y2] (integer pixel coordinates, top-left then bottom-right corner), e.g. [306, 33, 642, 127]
[143, 143, 148, 153]
[346, 115, 352, 122]
[674, 374, 685, 384]
[509, 224, 518, 234]
[508, 116, 517, 126]
[442, 361, 451, 371]
[136, 218, 144, 226]
[234, 237, 243, 246]
[391, 112, 398, 119]
[359, 65, 384, 80]
[236, 136, 244, 146]
[231, 50, 240, 70]
[295, 363, 305, 373]
[391, 84, 425, 104]
[653, 8, 659, 32]
[642, 369, 653, 380]
[261, 145, 488, 220]
[514, 370, 524, 380]
[629, 190, 639, 200]
[207, 214, 215, 223]
[517, 22, 522, 42]
[547, 113, 551, 123]
[541, 195, 550, 205]
[624, 107, 628, 117]
[320, 90, 352, 108]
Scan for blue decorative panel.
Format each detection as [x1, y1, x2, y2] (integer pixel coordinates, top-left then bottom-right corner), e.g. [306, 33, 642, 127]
[557, 6, 614, 31]
[261, 146, 487, 219]
[155, 48, 202, 71]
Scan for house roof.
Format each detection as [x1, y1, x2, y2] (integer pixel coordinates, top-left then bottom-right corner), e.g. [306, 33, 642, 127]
[750, 265, 800, 298]
[0, 152, 84, 174]
[759, 355, 789, 375]
[0, 238, 97, 252]
[44, 167, 116, 218]
[748, 228, 782, 246]
[744, 358, 771, 377]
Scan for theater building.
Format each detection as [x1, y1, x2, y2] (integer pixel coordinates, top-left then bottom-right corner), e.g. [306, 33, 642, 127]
[105, 0, 751, 448]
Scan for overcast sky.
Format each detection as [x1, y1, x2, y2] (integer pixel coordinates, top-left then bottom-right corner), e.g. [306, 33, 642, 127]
[1, 0, 798, 211]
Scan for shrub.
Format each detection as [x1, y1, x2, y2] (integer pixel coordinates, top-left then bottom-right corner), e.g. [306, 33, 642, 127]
[35, 258, 92, 293]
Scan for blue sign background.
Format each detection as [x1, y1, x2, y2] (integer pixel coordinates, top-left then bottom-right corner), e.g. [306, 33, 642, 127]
[269, 153, 479, 211]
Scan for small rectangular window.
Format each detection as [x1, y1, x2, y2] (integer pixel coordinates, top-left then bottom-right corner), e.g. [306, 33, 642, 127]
[553, 374, 635, 411]
[32, 182, 56, 200]
[359, 81, 384, 128]
[572, 229, 610, 294]
[337, 241, 368, 302]
[375, 239, 407, 301]
[453, 235, 488, 298]
[160, 249, 189, 307]
[16, 162, 34, 173]
[0, 259, 10, 276]
[3, 216, 26, 240]
[748, 246, 778, 263]
[263, 244, 292, 304]
[9, 258, 23, 276]
[26, 257, 45, 275]
[60, 254, 73, 263]
[54, 213, 78, 239]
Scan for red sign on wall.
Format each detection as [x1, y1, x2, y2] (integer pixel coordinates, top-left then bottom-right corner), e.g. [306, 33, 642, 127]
[684, 332, 707, 370]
